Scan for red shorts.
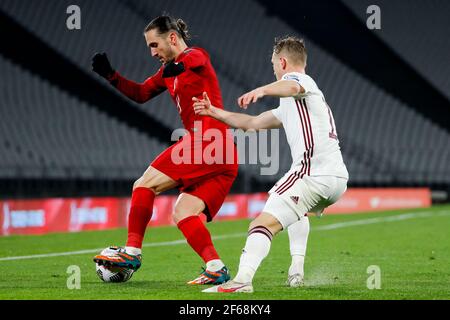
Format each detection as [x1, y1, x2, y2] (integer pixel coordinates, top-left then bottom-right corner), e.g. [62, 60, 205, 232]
[151, 136, 238, 221]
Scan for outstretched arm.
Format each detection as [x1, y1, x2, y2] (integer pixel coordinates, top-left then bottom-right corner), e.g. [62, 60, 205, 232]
[109, 72, 166, 104]
[92, 52, 166, 104]
[193, 92, 282, 131]
[237, 79, 304, 109]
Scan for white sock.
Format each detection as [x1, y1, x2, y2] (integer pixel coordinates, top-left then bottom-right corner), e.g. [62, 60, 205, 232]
[234, 227, 273, 284]
[289, 255, 305, 276]
[125, 246, 142, 256]
[287, 216, 309, 275]
[206, 259, 225, 272]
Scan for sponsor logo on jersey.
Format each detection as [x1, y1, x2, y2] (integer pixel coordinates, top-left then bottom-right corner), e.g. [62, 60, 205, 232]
[284, 74, 300, 82]
[290, 196, 299, 205]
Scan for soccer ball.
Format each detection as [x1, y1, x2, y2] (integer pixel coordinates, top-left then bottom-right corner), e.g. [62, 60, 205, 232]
[95, 247, 134, 283]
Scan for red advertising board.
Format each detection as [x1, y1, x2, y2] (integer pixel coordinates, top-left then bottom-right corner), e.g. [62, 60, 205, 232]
[0, 188, 431, 236]
[326, 188, 432, 214]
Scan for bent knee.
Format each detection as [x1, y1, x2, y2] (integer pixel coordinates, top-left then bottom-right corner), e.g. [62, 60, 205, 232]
[133, 178, 157, 194]
[249, 218, 265, 231]
[248, 213, 282, 235]
[132, 166, 178, 194]
[172, 205, 185, 219]
[172, 195, 205, 224]
[132, 178, 142, 190]
[172, 208, 198, 225]
[172, 211, 191, 225]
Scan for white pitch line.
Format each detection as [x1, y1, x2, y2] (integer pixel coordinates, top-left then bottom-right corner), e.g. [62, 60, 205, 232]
[314, 210, 450, 231]
[0, 210, 448, 262]
[0, 233, 247, 262]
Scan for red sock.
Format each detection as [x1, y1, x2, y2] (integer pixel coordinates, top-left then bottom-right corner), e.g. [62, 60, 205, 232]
[177, 215, 220, 263]
[126, 187, 155, 249]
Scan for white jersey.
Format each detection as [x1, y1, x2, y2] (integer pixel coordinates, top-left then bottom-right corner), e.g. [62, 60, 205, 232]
[271, 72, 349, 179]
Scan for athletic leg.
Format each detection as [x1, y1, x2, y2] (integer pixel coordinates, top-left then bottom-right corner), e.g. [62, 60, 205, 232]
[94, 166, 177, 269]
[286, 216, 310, 287]
[202, 212, 282, 293]
[233, 213, 283, 283]
[203, 192, 302, 293]
[125, 166, 178, 253]
[174, 193, 230, 284]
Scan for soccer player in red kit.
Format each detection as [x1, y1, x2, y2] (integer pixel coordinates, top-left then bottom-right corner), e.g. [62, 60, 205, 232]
[91, 16, 238, 285]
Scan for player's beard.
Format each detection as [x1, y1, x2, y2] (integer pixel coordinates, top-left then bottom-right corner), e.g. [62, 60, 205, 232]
[163, 46, 177, 64]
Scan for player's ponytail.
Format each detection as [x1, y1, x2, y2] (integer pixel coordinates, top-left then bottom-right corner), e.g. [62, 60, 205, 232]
[144, 15, 191, 42]
[176, 19, 191, 42]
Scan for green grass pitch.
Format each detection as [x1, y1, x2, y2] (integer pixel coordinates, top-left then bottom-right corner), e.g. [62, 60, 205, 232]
[0, 205, 449, 300]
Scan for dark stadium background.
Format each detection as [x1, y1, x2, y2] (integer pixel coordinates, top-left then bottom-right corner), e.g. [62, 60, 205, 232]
[0, 0, 449, 201]
[1, 0, 450, 304]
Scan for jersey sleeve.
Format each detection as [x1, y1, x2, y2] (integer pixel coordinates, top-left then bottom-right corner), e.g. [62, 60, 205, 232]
[178, 48, 208, 69]
[282, 72, 316, 96]
[110, 68, 166, 104]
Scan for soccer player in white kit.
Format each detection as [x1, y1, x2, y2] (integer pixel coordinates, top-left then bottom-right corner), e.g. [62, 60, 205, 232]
[193, 36, 349, 293]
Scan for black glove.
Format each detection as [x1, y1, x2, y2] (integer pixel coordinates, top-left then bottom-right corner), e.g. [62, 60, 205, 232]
[162, 61, 185, 78]
[92, 52, 115, 79]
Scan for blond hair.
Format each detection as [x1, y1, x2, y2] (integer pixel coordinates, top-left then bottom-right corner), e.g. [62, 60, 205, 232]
[273, 36, 307, 67]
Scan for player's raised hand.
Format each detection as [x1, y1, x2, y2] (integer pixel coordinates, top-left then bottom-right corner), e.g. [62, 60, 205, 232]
[238, 87, 265, 109]
[193, 92, 214, 116]
[92, 52, 115, 79]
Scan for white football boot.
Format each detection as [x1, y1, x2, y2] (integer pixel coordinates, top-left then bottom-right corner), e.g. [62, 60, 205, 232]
[202, 280, 254, 293]
[286, 273, 304, 287]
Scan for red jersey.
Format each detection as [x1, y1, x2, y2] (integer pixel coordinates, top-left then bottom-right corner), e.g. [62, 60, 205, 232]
[108, 47, 238, 220]
[109, 47, 229, 139]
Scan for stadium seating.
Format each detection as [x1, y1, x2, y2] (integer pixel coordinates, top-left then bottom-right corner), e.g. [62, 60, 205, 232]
[0, 0, 448, 190]
[0, 56, 166, 180]
[342, 0, 450, 102]
[124, 0, 450, 185]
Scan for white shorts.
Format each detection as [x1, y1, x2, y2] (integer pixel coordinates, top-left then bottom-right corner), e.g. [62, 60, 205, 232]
[262, 172, 348, 229]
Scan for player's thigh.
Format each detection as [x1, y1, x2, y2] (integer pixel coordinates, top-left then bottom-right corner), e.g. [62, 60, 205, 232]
[181, 168, 238, 222]
[134, 166, 178, 194]
[172, 193, 206, 224]
[306, 176, 348, 213]
[263, 193, 304, 231]
[326, 176, 348, 203]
